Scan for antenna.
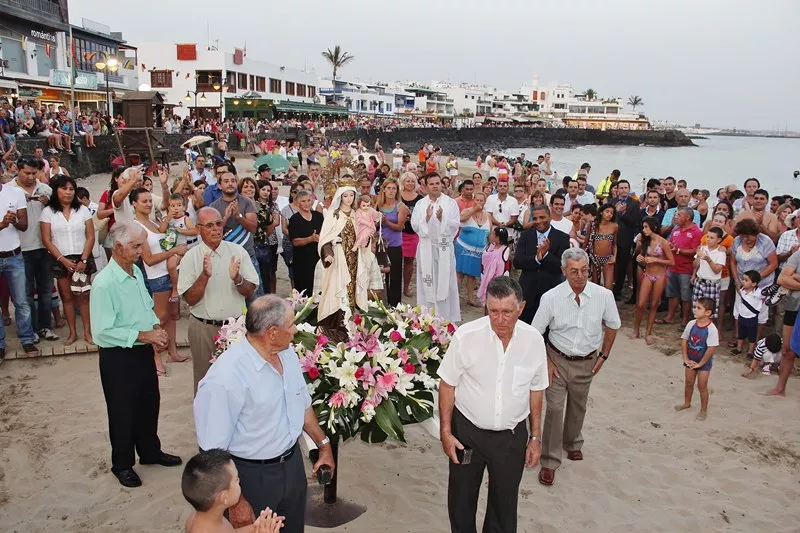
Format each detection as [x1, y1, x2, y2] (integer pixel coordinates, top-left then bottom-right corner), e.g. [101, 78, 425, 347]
[206, 21, 210, 50]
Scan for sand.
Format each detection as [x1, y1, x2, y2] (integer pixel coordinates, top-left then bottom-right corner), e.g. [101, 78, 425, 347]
[1, 156, 799, 533]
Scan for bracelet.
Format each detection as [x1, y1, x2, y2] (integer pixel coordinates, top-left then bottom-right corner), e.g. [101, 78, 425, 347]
[56, 255, 63, 263]
[529, 435, 540, 442]
[234, 275, 244, 287]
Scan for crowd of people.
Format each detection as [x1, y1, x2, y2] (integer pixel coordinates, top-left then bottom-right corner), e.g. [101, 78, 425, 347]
[2, 132, 798, 532]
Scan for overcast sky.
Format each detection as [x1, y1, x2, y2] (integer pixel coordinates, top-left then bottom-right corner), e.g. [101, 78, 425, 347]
[69, 0, 798, 130]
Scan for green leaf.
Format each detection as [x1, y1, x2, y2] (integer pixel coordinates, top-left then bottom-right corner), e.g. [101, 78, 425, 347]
[407, 391, 434, 422]
[404, 332, 433, 353]
[360, 422, 388, 443]
[294, 331, 318, 351]
[374, 400, 405, 442]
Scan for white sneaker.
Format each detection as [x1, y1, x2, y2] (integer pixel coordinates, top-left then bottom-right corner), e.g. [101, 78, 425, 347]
[762, 365, 772, 375]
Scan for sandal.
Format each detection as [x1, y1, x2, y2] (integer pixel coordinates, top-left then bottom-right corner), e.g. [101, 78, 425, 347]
[726, 340, 737, 348]
[168, 295, 180, 304]
[730, 347, 742, 355]
[156, 368, 168, 377]
[654, 318, 674, 325]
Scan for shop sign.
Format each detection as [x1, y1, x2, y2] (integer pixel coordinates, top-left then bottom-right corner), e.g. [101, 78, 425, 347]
[18, 88, 43, 97]
[50, 69, 99, 90]
[30, 29, 57, 43]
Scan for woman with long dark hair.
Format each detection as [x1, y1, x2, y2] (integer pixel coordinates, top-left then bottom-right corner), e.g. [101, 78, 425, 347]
[630, 216, 674, 345]
[254, 180, 280, 294]
[584, 203, 619, 289]
[40, 175, 96, 345]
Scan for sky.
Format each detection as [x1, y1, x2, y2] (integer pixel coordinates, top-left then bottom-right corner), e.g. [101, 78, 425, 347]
[68, 0, 799, 131]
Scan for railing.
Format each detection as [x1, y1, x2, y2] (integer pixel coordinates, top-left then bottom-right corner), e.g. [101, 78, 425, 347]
[0, 0, 63, 17]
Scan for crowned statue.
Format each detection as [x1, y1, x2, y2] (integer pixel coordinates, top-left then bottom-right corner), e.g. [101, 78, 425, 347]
[314, 165, 375, 341]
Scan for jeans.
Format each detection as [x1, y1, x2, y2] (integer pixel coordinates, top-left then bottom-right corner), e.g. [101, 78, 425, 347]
[254, 242, 273, 294]
[0, 253, 36, 347]
[23, 249, 53, 332]
[248, 248, 264, 299]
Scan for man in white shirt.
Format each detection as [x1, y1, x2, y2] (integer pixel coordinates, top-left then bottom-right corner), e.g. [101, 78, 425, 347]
[575, 176, 595, 206]
[391, 142, 404, 170]
[563, 180, 581, 212]
[548, 194, 573, 235]
[484, 179, 519, 240]
[438, 276, 548, 533]
[0, 174, 40, 360]
[532, 248, 620, 486]
[190, 155, 216, 187]
[11, 156, 57, 341]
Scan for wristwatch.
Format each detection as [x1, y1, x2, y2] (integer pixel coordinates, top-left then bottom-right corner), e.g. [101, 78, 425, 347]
[529, 435, 540, 443]
[598, 351, 608, 360]
[80, 257, 88, 264]
[318, 437, 331, 448]
[234, 275, 244, 287]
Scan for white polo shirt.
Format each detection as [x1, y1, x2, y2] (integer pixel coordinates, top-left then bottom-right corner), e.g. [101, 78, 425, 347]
[9, 179, 52, 251]
[438, 316, 549, 431]
[0, 184, 28, 252]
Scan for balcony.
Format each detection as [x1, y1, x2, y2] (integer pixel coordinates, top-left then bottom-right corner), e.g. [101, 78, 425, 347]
[0, 0, 68, 29]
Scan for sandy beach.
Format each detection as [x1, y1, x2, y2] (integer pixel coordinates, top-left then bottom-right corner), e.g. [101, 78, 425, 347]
[1, 157, 799, 533]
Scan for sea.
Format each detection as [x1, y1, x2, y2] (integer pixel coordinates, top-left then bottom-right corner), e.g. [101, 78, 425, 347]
[501, 135, 800, 198]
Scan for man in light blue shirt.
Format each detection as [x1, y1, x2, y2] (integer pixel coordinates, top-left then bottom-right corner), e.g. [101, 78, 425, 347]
[661, 188, 701, 236]
[194, 295, 334, 533]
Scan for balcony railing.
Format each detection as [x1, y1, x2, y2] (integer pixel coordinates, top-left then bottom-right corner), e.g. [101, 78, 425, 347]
[1, 0, 62, 16]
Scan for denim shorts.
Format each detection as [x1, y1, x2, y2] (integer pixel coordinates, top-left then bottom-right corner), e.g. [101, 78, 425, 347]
[148, 274, 172, 294]
[665, 271, 692, 301]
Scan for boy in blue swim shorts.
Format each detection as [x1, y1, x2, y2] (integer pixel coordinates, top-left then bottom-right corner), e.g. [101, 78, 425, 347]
[675, 298, 718, 421]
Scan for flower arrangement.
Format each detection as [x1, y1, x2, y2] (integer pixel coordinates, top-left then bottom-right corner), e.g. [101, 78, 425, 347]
[291, 291, 455, 443]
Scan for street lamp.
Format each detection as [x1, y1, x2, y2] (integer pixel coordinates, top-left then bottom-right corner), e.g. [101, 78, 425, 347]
[185, 90, 206, 118]
[95, 57, 119, 116]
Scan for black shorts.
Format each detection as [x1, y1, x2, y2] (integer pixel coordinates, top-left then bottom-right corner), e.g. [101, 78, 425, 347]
[737, 316, 758, 343]
[784, 310, 799, 327]
[53, 254, 97, 279]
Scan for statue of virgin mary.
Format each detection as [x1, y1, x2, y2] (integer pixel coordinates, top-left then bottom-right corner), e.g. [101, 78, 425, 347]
[314, 177, 371, 340]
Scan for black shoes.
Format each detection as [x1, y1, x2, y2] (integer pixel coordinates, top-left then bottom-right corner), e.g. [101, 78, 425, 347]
[22, 344, 39, 356]
[112, 468, 142, 488]
[140, 452, 182, 467]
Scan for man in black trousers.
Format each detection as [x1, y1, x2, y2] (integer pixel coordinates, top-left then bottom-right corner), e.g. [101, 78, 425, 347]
[90, 221, 182, 487]
[609, 179, 642, 303]
[438, 276, 549, 533]
[513, 203, 571, 323]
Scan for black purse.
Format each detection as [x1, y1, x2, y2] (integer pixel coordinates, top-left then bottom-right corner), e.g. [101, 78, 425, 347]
[375, 219, 391, 268]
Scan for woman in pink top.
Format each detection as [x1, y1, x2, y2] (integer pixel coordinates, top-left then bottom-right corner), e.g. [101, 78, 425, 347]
[477, 227, 510, 304]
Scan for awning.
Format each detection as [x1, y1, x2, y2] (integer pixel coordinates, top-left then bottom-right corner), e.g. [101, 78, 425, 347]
[273, 100, 348, 116]
[0, 78, 18, 90]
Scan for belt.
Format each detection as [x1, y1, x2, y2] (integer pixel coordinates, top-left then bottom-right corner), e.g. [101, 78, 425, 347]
[548, 342, 596, 361]
[232, 444, 296, 465]
[192, 314, 227, 327]
[0, 247, 21, 258]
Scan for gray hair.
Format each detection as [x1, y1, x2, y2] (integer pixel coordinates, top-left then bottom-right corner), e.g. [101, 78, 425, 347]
[677, 206, 694, 219]
[245, 295, 290, 334]
[485, 276, 523, 303]
[560, 247, 589, 269]
[294, 189, 311, 201]
[197, 206, 220, 222]
[109, 220, 144, 246]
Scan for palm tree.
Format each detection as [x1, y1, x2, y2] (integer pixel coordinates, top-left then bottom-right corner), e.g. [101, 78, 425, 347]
[585, 88, 596, 101]
[321, 45, 355, 85]
[628, 95, 644, 112]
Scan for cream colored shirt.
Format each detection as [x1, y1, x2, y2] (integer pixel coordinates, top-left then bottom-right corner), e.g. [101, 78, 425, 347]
[177, 240, 259, 320]
[438, 316, 549, 431]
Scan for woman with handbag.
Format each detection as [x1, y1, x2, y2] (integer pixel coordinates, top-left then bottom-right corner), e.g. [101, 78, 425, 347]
[375, 178, 408, 307]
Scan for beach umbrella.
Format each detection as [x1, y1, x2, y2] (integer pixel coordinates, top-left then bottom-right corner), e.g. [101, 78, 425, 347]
[253, 154, 290, 173]
[181, 135, 214, 148]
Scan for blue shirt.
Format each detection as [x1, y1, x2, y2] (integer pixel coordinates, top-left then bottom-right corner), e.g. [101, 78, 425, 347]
[194, 337, 311, 459]
[203, 183, 222, 205]
[662, 207, 700, 228]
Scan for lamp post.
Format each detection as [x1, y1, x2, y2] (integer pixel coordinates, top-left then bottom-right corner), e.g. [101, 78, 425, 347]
[185, 90, 206, 119]
[212, 79, 230, 121]
[95, 57, 119, 116]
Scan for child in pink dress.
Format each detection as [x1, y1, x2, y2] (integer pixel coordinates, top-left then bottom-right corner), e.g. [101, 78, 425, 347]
[352, 194, 383, 251]
[478, 227, 510, 304]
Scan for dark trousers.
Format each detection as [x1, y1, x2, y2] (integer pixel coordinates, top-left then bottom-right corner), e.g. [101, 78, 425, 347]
[613, 241, 637, 298]
[254, 242, 273, 294]
[385, 245, 403, 306]
[233, 443, 306, 533]
[99, 345, 162, 472]
[448, 410, 527, 533]
[23, 249, 53, 331]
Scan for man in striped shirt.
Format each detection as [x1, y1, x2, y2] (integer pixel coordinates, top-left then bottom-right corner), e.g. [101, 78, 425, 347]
[532, 247, 621, 486]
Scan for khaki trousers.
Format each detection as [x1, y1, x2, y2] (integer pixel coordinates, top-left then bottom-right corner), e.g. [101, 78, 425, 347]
[541, 345, 597, 470]
[188, 316, 219, 395]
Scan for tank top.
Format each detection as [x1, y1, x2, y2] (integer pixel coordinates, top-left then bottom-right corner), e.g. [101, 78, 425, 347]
[379, 202, 402, 247]
[402, 194, 423, 234]
[135, 220, 169, 279]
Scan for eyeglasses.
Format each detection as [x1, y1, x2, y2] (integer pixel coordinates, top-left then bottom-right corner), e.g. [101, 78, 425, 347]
[498, 203, 502, 213]
[198, 220, 224, 229]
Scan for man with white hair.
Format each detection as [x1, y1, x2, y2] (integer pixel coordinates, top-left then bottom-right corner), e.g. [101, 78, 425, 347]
[532, 247, 620, 486]
[90, 221, 181, 487]
[391, 142, 404, 170]
[194, 295, 335, 533]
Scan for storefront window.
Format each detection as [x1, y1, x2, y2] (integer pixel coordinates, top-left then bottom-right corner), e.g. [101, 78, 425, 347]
[0, 37, 27, 74]
[36, 43, 58, 77]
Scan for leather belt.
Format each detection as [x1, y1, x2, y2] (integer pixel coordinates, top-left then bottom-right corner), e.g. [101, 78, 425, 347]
[192, 314, 227, 327]
[232, 443, 296, 465]
[548, 342, 596, 361]
[0, 247, 21, 258]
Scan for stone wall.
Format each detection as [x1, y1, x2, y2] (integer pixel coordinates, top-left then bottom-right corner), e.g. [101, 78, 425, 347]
[13, 128, 304, 179]
[324, 127, 695, 155]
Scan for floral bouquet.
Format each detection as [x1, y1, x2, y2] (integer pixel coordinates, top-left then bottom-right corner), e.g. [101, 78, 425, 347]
[291, 292, 455, 443]
[211, 315, 247, 364]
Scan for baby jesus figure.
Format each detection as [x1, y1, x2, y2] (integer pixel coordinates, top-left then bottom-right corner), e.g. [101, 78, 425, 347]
[352, 194, 382, 251]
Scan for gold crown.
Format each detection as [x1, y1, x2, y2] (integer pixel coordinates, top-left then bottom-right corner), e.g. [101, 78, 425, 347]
[322, 155, 361, 198]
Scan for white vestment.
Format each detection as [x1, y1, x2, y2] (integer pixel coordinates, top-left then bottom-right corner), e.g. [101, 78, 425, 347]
[411, 194, 461, 323]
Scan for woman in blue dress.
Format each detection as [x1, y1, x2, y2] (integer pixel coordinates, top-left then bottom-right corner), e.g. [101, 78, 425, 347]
[455, 191, 490, 307]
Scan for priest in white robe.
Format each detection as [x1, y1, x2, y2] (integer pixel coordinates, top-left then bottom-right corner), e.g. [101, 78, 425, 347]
[411, 173, 461, 322]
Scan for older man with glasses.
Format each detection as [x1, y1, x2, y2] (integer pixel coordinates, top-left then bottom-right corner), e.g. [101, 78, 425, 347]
[177, 207, 259, 393]
[532, 248, 620, 486]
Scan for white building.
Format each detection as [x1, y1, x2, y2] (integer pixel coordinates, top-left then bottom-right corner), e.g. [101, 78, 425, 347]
[319, 79, 395, 116]
[136, 42, 320, 119]
[432, 82, 491, 118]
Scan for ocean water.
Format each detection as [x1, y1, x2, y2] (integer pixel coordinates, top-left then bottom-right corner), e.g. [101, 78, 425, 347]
[502, 136, 800, 198]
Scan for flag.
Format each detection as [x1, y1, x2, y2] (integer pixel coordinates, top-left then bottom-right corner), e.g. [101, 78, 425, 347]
[141, 63, 146, 71]
[175, 71, 180, 77]
[20, 36, 26, 51]
[123, 59, 133, 70]
[86, 51, 96, 62]
[185, 73, 190, 79]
